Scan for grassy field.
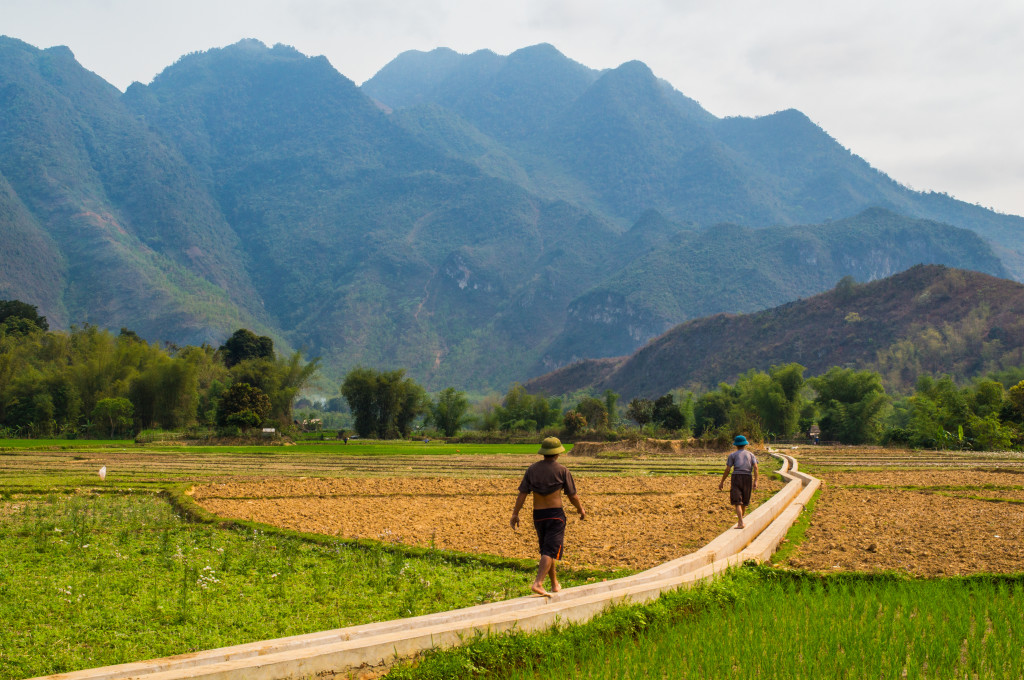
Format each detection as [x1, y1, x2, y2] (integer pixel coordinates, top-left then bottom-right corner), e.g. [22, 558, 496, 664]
[0, 438, 546, 455]
[0, 490, 553, 679]
[381, 445, 1024, 680]
[2, 440, 722, 679]
[386, 567, 1024, 680]
[10, 441, 1021, 679]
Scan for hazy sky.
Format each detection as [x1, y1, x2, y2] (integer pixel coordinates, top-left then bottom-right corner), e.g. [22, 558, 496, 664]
[6, 0, 1024, 217]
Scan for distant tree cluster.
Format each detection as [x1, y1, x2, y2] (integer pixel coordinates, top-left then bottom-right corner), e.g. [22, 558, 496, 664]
[340, 367, 428, 439]
[480, 384, 562, 432]
[634, 362, 1024, 451]
[0, 300, 317, 438]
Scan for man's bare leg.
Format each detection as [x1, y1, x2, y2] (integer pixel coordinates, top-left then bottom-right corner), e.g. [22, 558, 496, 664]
[548, 559, 561, 593]
[532, 555, 554, 596]
[734, 504, 745, 529]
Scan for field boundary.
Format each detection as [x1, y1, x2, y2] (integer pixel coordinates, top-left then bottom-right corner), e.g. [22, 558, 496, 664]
[32, 452, 820, 680]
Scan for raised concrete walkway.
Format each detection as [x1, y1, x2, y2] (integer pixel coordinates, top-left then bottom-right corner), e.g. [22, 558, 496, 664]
[35, 452, 819, 680]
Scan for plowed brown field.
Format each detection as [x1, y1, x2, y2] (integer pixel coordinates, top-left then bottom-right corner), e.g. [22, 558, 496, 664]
[191, 475, 783, 571]
[780, 469, 1024, 576]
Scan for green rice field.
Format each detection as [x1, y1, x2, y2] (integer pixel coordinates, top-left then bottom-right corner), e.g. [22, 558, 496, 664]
[391, 568, 1024, 680]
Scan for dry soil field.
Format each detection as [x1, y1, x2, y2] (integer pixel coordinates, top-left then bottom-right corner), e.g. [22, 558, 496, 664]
[6, 444, 1024, 576]
[775, 447, 1024, 576]
[191, 474, 783, 571]
[186, 446, 1024, 576]
[779, 468, 1024, 576]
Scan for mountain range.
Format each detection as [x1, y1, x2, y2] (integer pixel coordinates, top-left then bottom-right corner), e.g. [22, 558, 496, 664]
[1, 36, 1022, 391]
[525, 265, 1024, 399]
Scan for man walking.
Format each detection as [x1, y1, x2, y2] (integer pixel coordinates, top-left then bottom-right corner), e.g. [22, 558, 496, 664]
[719, 434, 758, 529]
[511, 436, 586, 597]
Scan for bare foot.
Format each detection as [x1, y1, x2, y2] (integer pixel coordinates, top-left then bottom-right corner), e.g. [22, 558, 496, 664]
[531, 583, 552, 597]
[736, 523, 745, 529]
[551, 580, 561, 593]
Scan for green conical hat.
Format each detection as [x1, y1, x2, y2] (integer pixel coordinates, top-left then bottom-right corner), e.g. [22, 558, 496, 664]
[538, 437, 565, 455]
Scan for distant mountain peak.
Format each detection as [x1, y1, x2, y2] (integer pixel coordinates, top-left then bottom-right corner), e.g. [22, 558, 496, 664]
[3, 36, 1023, 394]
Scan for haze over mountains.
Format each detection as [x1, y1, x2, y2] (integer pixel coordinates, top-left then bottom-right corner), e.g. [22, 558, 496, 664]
[1, 36, 1022, 390]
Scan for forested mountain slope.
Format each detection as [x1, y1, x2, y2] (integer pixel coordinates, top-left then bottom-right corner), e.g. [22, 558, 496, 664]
[525, 265, 1024, 399]
[2, 36, 1022, 390]
[366, 45, 1024, 278]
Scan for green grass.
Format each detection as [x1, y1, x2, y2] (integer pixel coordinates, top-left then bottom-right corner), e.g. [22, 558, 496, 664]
[0, 441, 636, 679]
[387, 566, 1024, 680]
[0, 439, 131, 450]
[0, 438, 550, 456]
[770, 487, 820, 564]
[0, 491, 604, 679]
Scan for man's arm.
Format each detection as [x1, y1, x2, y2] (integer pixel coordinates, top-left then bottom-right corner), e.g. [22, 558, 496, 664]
[752, 458, 759, 490]
[510, 491, 529, 529]
[719, 465, 733, 490]
[567, 493, 586, 520]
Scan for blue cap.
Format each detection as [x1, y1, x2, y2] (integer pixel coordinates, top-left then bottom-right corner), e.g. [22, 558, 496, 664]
[733, 435, 748, 446]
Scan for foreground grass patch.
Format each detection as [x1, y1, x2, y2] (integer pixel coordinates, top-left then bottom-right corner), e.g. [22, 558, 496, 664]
[387, 567, 1024, 680]
[0, 492, 566, 679]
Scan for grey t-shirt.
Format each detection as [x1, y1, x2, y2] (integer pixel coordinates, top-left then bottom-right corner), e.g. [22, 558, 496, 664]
[726, 449, 757, 475]
[518, 459, 578, 496]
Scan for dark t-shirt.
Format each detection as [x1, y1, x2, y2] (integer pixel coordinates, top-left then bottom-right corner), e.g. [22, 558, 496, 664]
[518, 458, 578, 496]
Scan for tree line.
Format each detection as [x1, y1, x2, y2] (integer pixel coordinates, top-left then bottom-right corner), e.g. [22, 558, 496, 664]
[7, 296, 1024, 450]
[0, 301, 317, 437]
[338, 363, 1024, 451]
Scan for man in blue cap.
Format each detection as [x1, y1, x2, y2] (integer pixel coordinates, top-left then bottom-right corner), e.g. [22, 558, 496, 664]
[718, 435, 759, 529]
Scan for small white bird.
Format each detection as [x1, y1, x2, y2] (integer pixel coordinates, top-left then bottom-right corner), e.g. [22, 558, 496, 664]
[98, 466, 107, 481]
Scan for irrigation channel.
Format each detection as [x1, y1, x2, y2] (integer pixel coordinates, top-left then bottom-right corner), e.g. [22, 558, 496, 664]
[30, 451, 819, 680]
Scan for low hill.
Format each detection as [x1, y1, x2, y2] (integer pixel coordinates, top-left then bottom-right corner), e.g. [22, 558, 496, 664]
[525, 265, 1024, 398]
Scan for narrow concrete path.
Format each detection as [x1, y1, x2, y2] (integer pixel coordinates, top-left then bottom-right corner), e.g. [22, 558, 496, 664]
[35, 452, 819, 680]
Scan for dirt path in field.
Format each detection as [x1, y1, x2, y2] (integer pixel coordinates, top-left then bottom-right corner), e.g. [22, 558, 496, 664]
[781, 470, 1024, 576]
[192, 475, 783, 571]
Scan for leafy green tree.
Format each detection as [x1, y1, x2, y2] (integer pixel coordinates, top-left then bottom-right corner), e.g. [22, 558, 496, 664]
[562, 410, 586, 436]
[651, 392, 691, 432]
[626, 398, 654, 429]
[532, 395, 562, 431]
[489, 384, 560, 432]
[0, 299, 48, 331]
[904, 375, 1017, 450]
[972, 379, 1006, 419]
[340, 367, 378, 437]
[129, 353, 200, 430]
[429, 387, 471, 437]
[576, 397, 608, 431]
[229, 351, 319, 425]
[220, 329, 275, 368]
[216, 382, 272, 429]
[736, 364, 806, 437]
[394, 378, 428, 437]
[809, 367, 889, 444]
[340, 367, 426, 439]
[93, 397, 134, 437]
[694, 389, 735, 435]
[1008, 380, 1024, 420]
[603, 390, 620, 427]
[497, 383, 536, 431]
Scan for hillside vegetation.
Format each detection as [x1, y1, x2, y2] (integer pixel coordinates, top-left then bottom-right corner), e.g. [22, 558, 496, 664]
[526, 265, 1024, 398]
[2, 36, 1023, 389]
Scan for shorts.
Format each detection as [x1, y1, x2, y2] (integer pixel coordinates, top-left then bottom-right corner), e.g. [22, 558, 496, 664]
[730, 474, 753, 507]
[533, 507, 566, 559]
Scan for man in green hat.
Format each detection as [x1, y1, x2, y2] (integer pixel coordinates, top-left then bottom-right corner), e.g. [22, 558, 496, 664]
[511, 436, 587, 597]
[719, 434, 759, 529]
